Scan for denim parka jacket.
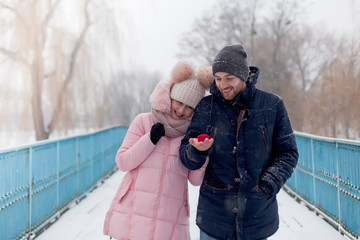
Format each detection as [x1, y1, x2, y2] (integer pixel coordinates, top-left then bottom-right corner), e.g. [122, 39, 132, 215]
[179, 66, 299, 240]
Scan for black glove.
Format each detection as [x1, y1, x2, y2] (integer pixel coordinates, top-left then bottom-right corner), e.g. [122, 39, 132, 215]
[150, 123, 165, 145]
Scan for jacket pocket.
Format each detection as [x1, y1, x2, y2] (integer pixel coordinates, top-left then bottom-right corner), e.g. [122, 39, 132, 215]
[118, 176, 134, 203]
[249, 185, 268, 199]
[203, 180, 233, 195]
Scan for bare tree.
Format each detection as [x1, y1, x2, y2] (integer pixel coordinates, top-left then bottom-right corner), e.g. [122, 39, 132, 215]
[177, 0, 263, 65]
[175, 0, 360, 139]
[310, 41, 360, 139]
[0, 0, 124, 141]
[0, 0, 93, 140]
[254, 0, 308, 93]
[176, 0, 308, 95]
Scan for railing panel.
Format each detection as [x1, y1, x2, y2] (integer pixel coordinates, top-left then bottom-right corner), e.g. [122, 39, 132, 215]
[0, 126, 127, 240]
[291, 135, 315, 203]
[91, 132, 104, 185]
[58, 138, 77, 208]
[313, 140, 339, 220]
[287, 132, 360, 239]
[338, 143, 360, 237]
[297, 136, 313, 167]
[103, 129, 117, 174]
[77, 135, 93, 196]
[31, 143, 58, 229]
[295, 167, 314, 203]
[0, 149, 30, 240]
[315, 179, 339, 218]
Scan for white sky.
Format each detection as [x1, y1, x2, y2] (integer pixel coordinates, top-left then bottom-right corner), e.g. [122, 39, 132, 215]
[118, 0, 359, 77]
[117, 0, 216, 77]
[307, 0, 357, 34]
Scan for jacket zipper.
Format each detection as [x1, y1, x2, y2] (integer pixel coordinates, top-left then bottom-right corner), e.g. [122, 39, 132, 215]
[151, 141, 170, 240]
[260, 126, 268, 157]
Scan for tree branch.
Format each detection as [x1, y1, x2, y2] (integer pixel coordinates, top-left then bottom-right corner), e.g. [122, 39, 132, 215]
[0, 3, 28, 65]
[47, 0, 92, 134]
[0, 3, 21, 19]
[42, 0, 62, 27]
[0, 47, 29, 66]
[40, 0, 62, 51]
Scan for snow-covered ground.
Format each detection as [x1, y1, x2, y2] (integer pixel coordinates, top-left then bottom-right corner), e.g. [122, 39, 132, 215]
[36, 170, 348, 240]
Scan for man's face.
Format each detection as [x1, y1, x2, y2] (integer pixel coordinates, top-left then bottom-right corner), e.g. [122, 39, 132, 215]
[214, 72, 246, 100]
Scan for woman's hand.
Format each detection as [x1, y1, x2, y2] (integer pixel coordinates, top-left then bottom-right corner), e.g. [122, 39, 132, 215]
[150, 123, 165, 144]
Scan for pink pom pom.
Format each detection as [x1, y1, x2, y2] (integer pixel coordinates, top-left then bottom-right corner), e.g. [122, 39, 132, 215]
[171, 61, 195, 83]
[197, 65, 213, 89]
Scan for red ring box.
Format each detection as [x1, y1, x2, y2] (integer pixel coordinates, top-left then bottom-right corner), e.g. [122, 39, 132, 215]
[197, 134, 210, 142]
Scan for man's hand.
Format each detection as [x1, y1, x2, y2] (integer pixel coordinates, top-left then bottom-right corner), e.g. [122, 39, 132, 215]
[189, 137, 214, 151]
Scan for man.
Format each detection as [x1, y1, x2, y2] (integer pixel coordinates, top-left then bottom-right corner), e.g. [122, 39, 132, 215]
[179, 44, 299, 240]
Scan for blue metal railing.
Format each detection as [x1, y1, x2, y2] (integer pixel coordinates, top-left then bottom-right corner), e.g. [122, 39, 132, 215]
[1, 128, 359, 239]
[0, 126, 127, 240]
[286, 132, 360, 239]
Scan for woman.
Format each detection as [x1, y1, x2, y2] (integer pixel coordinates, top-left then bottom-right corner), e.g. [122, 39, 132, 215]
[103, 61, 213, 240]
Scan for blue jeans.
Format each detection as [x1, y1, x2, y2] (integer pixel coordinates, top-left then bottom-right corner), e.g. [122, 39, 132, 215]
[200, 230, 268, 240]
[200, 230, 219, 240]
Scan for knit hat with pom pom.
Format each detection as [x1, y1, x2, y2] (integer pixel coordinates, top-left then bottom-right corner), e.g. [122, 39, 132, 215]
[170, 62, 213, 109]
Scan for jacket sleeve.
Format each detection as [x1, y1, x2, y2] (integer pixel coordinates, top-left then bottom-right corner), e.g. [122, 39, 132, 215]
[188, 158, 209, 186]
[180, 99, 211, 170]
[115, 114, 156, 172]
[259, 99, 299, 196]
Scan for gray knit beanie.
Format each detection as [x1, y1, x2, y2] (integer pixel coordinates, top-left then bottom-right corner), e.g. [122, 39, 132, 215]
[212, 44, 249, 82]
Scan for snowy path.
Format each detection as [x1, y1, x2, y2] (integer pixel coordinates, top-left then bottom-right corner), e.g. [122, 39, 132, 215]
[36, 170, 347, 240]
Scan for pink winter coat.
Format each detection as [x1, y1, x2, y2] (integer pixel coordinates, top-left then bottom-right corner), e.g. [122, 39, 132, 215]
[103, 112, 207, 240]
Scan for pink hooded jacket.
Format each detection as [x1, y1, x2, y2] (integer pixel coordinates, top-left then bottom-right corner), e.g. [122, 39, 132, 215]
[103, 113, 207, 240]
[103, 62, 213, 240]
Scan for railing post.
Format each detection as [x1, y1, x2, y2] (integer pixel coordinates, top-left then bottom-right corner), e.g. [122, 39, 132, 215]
[28, 146, 33, 234]
[56, 141, 60, 209]
[76, 137, 79, 198]
[336, 142, 341, 232]
[294, 158, 298, 192]
[102, 131, 105, 177]
[90, 134, 93, 185]
[311, 138, 316, 205]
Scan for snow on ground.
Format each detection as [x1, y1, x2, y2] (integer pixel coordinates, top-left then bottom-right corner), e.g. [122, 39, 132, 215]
[36, 170, 348, 240]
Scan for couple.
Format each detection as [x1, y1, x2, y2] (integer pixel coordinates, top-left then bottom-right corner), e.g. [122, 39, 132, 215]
[103, 44, 299, 240]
